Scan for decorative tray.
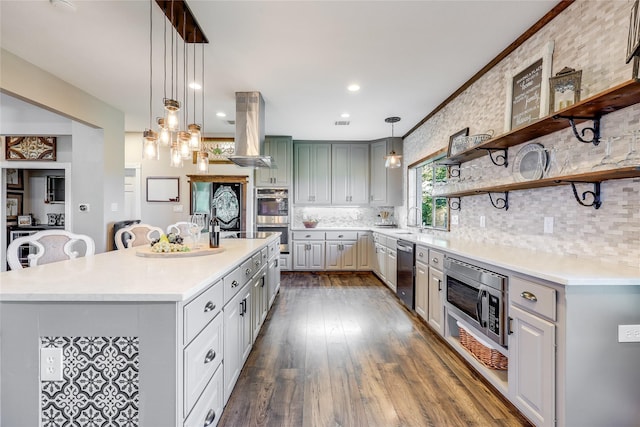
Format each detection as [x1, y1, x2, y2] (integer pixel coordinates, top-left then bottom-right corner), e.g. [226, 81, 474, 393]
[136, 246, 225, 258]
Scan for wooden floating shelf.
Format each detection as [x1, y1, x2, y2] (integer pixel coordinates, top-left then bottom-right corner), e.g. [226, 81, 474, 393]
[437, 166, 640, 198]
[442, 79, 640, 165]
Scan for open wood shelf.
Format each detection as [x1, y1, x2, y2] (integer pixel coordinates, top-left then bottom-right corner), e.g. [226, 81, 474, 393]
[436, 166, 640, 198]
[442, 79, 640, 165]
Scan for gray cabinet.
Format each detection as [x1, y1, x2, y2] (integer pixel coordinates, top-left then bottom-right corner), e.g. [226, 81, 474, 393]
[427, 251, 444, 335]
[255, 136, 292, 186]
[356, 232, 373, 271]
[370, 138, 402, 206]
[294, 143, 331, 204]
[415, 246, 429, 321]
[331, 144, 369, 205]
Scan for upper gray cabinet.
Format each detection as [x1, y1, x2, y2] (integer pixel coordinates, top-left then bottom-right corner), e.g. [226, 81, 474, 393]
[331, 143, 369, 205]
[255, 136, 292, 187]
[370, 138, 402, 206]
[293, 143, 331, 205]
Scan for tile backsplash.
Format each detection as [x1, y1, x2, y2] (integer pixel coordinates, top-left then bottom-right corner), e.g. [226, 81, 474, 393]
[293, 206, 395, 228]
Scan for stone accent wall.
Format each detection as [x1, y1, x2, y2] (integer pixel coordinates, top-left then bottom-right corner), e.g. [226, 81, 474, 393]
[403, 1, 640, 267]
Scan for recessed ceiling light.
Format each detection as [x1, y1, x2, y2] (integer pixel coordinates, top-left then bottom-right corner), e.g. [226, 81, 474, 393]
[189, 82, 202, 90]
[341, 113, 350, 118]
[347, 84, 360, 92]
[216, 112, 226, 118]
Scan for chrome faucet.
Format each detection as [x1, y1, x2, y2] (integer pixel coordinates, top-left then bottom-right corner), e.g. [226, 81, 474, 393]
[407, 206, 422, 229]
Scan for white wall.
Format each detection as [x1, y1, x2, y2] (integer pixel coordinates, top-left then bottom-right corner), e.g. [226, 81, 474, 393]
[1, 49, 125, 253]
[124, 132, 256, 232]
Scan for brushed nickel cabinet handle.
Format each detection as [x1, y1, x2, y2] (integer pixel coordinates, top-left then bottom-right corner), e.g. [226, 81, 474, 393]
[521, 291, 538, 302]
[246, 268, 252, 276]
[231, 280, 239, 288]
[432, 257, 439, 264]
[419, 252, 424, 257]
[204, 409, 216, 426]
[203, 301, 216, 312]
[204, 349, 216, 364]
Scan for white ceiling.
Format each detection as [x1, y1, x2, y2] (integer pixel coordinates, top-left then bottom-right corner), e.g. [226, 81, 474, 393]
[0, 0, 557, 141]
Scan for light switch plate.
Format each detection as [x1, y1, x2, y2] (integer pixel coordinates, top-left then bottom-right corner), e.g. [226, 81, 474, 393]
[451, 215, 459, 225]
[41, 348, 64, 381]
[480, 216, 486, 228]
[544, 217, 554, 234]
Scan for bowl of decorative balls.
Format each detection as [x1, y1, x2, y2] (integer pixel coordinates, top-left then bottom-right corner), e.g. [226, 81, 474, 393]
[149, 233, 190, 253]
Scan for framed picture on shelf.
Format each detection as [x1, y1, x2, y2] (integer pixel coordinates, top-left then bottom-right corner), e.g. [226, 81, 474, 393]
[192, 138, 235, 164]
[447, 127, 469, 157]
[5, 136, 57, 161]
[549, 67, 582, 113]
[6, 192, 23, 220]
[504, 41, 554, 131]
[6, 168, 23, 190]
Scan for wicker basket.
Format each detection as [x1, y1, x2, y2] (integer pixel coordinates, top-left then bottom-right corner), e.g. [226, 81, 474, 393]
[457, 322, 508, 371]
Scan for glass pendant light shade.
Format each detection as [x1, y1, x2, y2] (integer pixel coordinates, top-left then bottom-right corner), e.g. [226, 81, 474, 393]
[178, 131, 191, 158]
[157, 118, 171, 146]
[188, 123, 201, 150]
[197, 151, 209, 173]
[169, 142, 183, 168]
[142, 129, 159, 160]
[164, 98, 180, 131]
[384, 151, 402, 168]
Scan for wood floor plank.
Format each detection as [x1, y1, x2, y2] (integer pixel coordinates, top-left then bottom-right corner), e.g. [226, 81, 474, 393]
[218, 272, 532, 427]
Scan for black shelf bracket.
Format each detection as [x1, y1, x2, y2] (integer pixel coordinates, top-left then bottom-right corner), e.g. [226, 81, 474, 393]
[569, 181, 602, 209]
[448, 164, 461, 179]
[553, 113, 602, 146]
[449, 197, 461, 211]
[488, 192, 509, 210]
[476, 147, 509, 167]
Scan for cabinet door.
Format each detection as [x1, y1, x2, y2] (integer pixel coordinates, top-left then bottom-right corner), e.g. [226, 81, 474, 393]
[348, 144, 369, 204]
[308, 242, 325, 270]
[386, 249, 397, 292]
[356, 232, 372, 270]
[312, 145, 332, 204]
[255, 138, 274, 186]
[325, 242, 341, 270]
[508, 305, 556, 427]
[292, 242, 309, 270]
[240, 287, 252, 363]
[341, 242, 357, 269]
[415, 261, 428, 321]
[223, 288, 244, 403]
[268, 257, 280, 307]
[332, 145, 350, 204]
[370, 140, 388, 205]
[376, 244, 387, 280]
[271, 136, 292, 186]
[251, 273, 264, 344]
[428, 267, 444, 335]
[294, 144, 313, 204]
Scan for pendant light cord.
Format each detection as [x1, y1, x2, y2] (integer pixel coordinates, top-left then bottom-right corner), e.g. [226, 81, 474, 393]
[148, 0, 152, 128]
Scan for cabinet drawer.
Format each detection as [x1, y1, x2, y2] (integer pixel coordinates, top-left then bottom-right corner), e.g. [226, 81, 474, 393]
[224, 257, 254, 304]
[429, 250, 444, 270]
[184, 280, 223, 345]
[416, 245, 429, 264]
[184, 363, 223, 427]
[184, 313, 223, 415]
[325, 231, 357, 240]
[385, 236, 397, 249]
[268, 241, 279, 258]
[252, 251, 265, 271]
[292, 230, 325, 240]
[372, 233, 382, 244]
[510, 276, 556, 321]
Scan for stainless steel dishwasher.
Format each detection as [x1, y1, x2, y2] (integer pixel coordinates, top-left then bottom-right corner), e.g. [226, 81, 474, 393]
[396, 239, 415, 309]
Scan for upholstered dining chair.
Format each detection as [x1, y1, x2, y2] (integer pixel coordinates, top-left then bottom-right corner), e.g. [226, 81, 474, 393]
[6, 230, 96, 270]
[166, 221, 197, 237]
[114, 223, 163, 250]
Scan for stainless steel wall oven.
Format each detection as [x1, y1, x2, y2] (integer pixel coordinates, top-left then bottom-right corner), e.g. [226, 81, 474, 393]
[255, 188, 289, 253]
[444, 257, 508, 348]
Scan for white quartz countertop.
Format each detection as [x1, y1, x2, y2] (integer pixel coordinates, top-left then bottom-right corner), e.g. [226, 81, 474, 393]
[0, 236, 278, 302]
[370, 228, 640, 287]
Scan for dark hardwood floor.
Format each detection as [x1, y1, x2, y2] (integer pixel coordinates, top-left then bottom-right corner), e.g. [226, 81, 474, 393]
[219, 272, 532, 427]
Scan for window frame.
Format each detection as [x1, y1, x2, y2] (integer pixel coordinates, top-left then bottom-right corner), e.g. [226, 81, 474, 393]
[407, 149, 450, 231]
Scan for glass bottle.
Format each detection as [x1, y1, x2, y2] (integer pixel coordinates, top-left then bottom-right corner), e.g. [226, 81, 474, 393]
[209, 208, 220, 248]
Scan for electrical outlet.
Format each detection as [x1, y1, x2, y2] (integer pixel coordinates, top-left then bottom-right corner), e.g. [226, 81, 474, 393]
[451, 215, 459, 225]
[40, 348, 64, 381]
[480, 216, 486, 228]
[618, 325, 640, 342]
[544, 217, 554, 234]
[173, 204, 184, 213]
[78, 203, 90, 212]
[110, 202, 118, 212]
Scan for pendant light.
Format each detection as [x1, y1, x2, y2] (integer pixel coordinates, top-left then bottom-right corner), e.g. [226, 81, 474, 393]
[384, 116, 402, 168]
[187, 31, 201, 150]
[164, 0, 180, 134]
[197, 42, 209, 174]
[142, 0, 159, 160]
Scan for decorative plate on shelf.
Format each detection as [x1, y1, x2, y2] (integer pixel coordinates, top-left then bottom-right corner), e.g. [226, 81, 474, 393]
[512, 143, 549, 182]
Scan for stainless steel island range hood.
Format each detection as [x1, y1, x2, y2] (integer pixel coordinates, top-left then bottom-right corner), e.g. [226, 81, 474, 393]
[228, 91, 272, 168]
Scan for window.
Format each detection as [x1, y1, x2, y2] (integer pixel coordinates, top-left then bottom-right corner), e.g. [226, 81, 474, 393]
[408, 154, 449, 230]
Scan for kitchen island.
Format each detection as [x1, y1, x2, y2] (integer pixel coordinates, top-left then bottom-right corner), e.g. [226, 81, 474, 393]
[0, 233, 281, 427]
